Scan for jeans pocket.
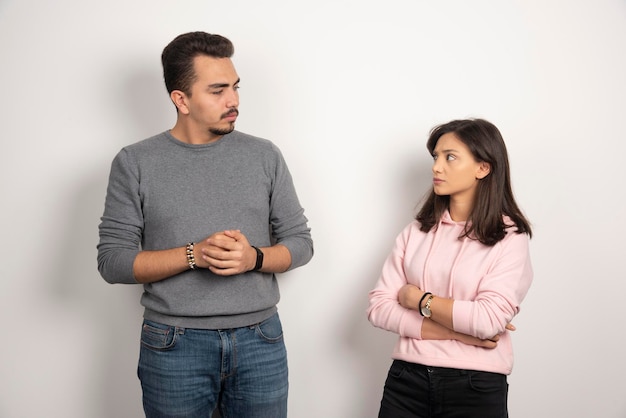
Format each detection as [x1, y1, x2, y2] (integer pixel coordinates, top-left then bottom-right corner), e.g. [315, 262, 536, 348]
[140, 320, 179, 350]
[388, 360, 408, 379]
[253, 314, 284, 343]
[468, 370, 507, 393]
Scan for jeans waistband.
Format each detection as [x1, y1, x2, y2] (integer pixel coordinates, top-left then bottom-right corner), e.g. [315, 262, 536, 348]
[394, 360, 503, 377]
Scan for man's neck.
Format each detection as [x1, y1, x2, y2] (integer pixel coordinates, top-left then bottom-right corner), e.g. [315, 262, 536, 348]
[170, 122, 223, 145]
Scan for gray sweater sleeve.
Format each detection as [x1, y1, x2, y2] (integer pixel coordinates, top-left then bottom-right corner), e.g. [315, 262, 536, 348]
[268, 143, 314, 269]
[97, 148, 142, 284]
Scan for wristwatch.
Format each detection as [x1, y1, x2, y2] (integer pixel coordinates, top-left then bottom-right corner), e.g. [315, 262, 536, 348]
[420, 294, 435, 318]
[251, 246, 264, 271]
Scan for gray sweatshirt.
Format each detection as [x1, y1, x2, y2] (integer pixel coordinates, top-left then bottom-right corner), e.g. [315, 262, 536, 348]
[97, 130, 313, 329]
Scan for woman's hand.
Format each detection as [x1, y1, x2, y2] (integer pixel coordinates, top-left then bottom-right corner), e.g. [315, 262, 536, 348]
[398, 284, 422, 310]
[455, 323, 516, 349]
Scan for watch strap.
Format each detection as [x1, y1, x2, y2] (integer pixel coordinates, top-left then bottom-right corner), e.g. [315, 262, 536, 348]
[251, 246, 264, 271]
[418, 292, 432, 317]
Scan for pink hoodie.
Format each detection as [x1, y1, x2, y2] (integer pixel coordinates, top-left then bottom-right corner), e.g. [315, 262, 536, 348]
[367, 211, 533, 375]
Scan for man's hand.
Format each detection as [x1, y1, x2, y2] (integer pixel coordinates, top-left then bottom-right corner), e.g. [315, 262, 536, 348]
[199, 230, 256, 276]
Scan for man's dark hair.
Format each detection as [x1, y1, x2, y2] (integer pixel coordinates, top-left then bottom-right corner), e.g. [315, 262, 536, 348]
[416, 118, 532, 246]
[161, 31, 234, 96]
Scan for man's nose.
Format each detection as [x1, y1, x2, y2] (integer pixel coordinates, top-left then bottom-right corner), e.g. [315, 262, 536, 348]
[226, 89, 239, 108]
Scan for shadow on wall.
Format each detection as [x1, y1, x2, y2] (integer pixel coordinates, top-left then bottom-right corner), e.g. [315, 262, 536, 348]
[109, 55, 175, 144]
[123, 68, 175, 139]
[48, 168, 145, 417]
[343, 256, 398, 416]
[341, 156, 432, 417]
[45, 62, 177, 417]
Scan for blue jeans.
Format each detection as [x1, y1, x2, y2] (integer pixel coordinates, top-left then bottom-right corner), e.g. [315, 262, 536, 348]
[378, 360, 508, 418]
[137, 313, 288, 418]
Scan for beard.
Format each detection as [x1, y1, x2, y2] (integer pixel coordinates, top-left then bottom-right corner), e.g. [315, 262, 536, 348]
[209, 108, 238, 136]
[209, 123, 235, 136]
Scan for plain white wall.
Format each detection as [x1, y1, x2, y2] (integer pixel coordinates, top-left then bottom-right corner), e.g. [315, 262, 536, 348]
[1, 1, 625, 417]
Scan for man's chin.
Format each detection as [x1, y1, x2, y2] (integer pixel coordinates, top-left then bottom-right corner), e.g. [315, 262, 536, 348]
[210, 125, 235, 136]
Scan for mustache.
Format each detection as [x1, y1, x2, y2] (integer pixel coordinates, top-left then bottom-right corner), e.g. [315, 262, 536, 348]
[222, 108, 239, 118]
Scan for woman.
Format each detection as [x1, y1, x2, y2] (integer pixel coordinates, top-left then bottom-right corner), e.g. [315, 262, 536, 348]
[367, 118, 533, 417]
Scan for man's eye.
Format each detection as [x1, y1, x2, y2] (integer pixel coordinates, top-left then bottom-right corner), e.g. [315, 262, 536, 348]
[212, 90, 223, 95]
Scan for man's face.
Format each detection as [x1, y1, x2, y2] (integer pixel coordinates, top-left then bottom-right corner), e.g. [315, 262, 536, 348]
[183, 55, 240, 140]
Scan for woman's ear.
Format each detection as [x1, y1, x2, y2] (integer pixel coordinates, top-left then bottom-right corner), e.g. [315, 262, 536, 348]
[476, 162, 491, 179]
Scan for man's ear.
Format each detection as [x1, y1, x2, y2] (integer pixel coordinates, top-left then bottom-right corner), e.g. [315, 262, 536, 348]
[476, 161, 491, 179]
[170, 90, 189, 115]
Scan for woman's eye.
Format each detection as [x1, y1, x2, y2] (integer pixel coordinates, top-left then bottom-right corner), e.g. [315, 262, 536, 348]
[446, 154, 456, 161]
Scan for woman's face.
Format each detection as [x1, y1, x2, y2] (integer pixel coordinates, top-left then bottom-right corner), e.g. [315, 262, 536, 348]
[431, 133, 490, 203]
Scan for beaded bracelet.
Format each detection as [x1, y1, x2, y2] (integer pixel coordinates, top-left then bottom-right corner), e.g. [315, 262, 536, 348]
[186, 242, 197, 270]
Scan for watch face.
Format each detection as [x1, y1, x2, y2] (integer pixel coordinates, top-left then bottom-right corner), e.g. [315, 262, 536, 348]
[421, 295, 434, 318]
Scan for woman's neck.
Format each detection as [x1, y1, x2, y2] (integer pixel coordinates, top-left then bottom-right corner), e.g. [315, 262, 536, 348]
[448, 200, 473, 222]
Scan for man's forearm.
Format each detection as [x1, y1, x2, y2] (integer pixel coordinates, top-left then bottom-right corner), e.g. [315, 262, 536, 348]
[133, 247, 189, 283]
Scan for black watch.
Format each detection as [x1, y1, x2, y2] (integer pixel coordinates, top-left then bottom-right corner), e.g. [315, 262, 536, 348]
[252, 246, 264, 271]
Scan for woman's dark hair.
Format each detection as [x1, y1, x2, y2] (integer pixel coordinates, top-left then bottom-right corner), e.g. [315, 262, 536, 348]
[415, 118, 532, 246]
[161, 31, 234, 97]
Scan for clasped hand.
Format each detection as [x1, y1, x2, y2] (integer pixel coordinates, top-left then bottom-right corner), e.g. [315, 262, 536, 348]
[195, 230, 256, 276]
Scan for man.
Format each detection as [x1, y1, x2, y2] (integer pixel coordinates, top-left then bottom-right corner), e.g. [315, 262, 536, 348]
[97, 31, 313, 417]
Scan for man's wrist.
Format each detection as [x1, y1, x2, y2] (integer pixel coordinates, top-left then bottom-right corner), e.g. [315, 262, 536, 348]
[251, 246, 264, 271]
[186, 242, 197, 270]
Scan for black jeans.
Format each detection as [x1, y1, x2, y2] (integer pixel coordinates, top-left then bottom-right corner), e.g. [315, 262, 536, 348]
[378, 360, 508, 418]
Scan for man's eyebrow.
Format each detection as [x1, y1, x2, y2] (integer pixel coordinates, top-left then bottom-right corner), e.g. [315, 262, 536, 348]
[208, 78, 240, 89]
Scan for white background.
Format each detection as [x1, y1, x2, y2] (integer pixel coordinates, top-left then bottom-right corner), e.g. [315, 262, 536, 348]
[1, 1, 625, 417]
